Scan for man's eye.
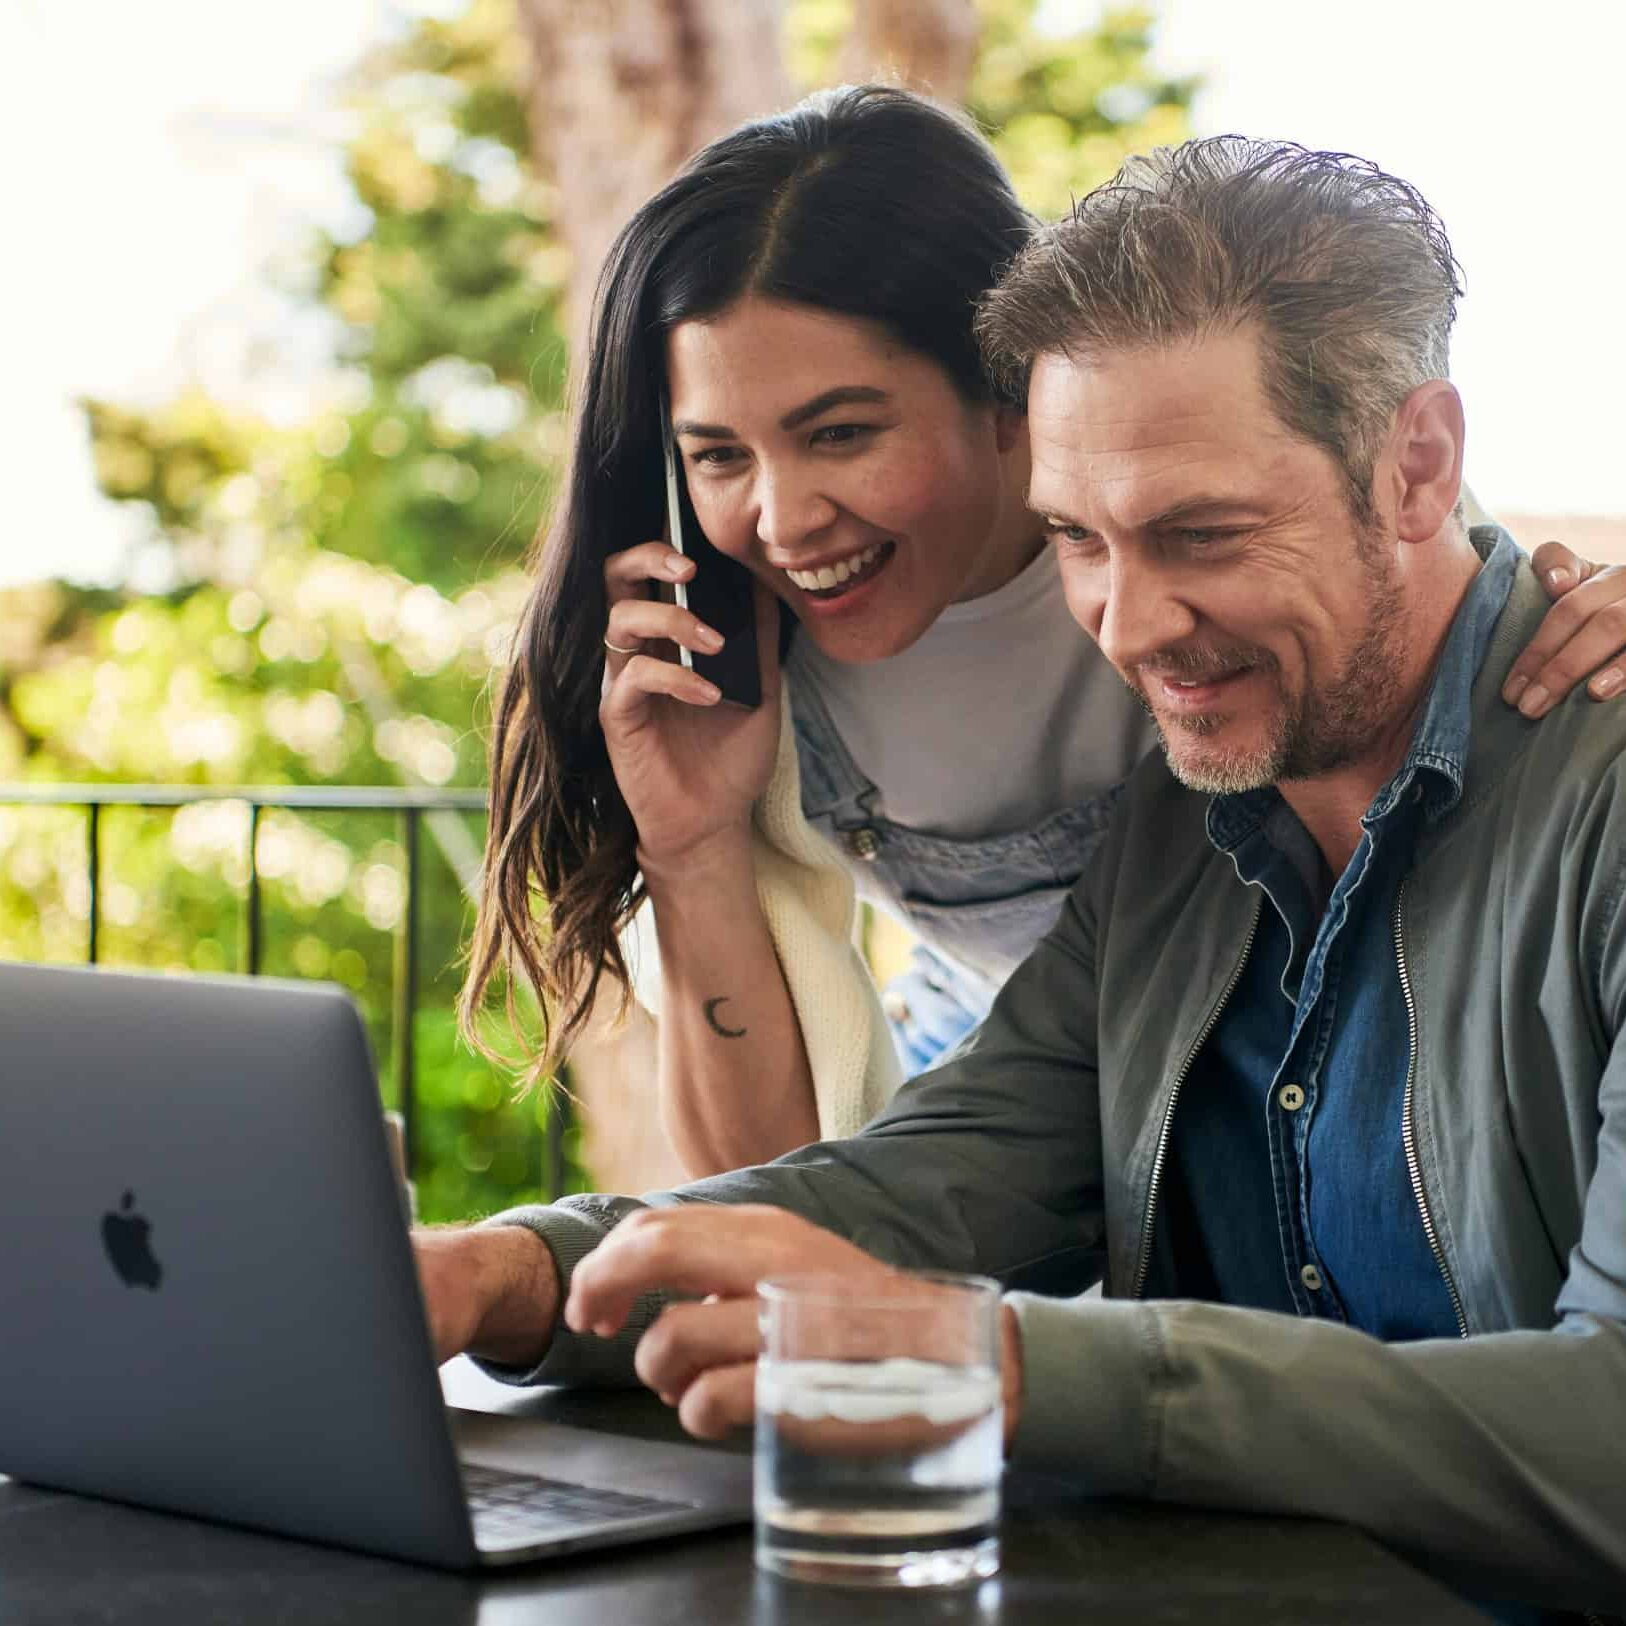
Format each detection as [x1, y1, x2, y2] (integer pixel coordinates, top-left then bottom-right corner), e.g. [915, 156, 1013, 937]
[1044, 522, 1096, 547]
[1175, 527, 1238, 546]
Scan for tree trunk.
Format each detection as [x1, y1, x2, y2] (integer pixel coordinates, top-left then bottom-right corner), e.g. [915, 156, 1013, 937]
[842, 0, 980, 106]
[514, 0, 790, 349]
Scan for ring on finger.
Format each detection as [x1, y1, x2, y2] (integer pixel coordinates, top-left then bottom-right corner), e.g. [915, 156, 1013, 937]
[603, 636, 639, 656]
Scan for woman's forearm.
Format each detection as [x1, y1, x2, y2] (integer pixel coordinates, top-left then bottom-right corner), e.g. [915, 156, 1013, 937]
[640, 835, 820, 1176]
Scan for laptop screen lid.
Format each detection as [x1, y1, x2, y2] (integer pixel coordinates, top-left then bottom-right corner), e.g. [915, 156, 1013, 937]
[0, 960, 479, 1568]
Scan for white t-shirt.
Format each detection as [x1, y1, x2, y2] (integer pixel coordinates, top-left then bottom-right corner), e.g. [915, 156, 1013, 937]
[787, 544, 1158, 840]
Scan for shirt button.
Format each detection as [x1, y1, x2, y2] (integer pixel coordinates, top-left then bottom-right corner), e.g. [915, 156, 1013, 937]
[1278, 1083, 1305, 1111]
[881, 989, 912, 1025]
[845, 827, 882, 862]
[1301, 1263, 1324, 1292]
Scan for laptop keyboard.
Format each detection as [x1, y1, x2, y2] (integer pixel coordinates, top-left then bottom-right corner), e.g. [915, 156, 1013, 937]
[462, 1462, 696, 1547]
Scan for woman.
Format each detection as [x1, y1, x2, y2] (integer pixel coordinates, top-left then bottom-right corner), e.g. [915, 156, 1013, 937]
[462, 86, 1626, 1178]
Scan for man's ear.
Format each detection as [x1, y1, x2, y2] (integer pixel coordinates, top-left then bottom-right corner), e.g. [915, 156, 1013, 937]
[1389, 380, 1465, 544]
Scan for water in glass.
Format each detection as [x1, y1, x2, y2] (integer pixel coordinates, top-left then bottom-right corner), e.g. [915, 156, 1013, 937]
[754, 1353, 1001, 1587]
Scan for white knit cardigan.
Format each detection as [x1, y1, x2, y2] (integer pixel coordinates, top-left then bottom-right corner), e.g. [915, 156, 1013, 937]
[625, 688, 905, 1139]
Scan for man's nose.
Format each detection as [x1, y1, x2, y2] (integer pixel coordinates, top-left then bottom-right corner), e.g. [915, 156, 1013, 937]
[1094, 550, 1199, 671]
[754, 467, 838, 555]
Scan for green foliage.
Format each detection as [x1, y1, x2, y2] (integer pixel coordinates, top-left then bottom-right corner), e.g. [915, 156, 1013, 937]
[410, 1004, 587, 1220]
[2, 0, 1192, 1220]
[784, 0, 854, 90]
[82, 394, 260, 534]
[973, 2, 1197, 216]
[781, 1, 1195, 216]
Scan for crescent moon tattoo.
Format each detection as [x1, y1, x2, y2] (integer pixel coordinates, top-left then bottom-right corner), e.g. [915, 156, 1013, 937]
[703, 996, 747, 1039]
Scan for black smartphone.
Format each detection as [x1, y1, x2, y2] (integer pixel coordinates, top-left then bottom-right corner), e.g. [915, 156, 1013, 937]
[661, 409, 761, 708]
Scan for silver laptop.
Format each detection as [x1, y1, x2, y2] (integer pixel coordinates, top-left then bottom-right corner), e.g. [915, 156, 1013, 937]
[0, 960, 751, 1569]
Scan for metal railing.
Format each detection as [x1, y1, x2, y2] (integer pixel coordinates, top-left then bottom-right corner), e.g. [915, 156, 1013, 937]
[0, 784, 572, 1200]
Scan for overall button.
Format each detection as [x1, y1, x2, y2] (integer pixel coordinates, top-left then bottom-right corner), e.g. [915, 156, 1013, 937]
[881, 989, 912, 1025]
[845, 827, 882, 862]
[1278, 1083, 1305, 1111]
[1300, 1263, 1324, 1292]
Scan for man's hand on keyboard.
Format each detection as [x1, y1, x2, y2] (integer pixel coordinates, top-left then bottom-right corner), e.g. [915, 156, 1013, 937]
[560, 1205, 1027, 1446]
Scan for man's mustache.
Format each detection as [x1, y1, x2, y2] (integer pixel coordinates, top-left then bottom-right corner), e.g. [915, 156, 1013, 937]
[1132, 642, 1279, 685]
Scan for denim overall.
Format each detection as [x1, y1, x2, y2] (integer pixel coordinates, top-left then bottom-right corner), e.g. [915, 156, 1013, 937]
[786, 670, 1122, 1075]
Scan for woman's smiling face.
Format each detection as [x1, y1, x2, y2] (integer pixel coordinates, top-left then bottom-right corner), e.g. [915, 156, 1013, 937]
[665, 295, 1020, 664]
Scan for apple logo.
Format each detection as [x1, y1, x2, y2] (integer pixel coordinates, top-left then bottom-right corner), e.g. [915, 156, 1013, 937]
[102, 1190, 163, 1290]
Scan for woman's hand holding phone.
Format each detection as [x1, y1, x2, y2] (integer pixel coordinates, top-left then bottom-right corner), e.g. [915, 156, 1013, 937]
[600, 540, 782, 867]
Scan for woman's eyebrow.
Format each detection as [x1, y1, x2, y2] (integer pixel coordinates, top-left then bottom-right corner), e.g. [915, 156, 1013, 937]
[779, 385, 889, 430]
[671, 385, 891, 441]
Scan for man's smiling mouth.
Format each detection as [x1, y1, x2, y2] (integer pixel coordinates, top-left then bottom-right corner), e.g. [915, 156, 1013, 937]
[1135, 648, 1275, 717]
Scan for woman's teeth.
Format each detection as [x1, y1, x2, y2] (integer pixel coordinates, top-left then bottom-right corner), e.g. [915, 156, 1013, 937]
[786, 541, 885, 593]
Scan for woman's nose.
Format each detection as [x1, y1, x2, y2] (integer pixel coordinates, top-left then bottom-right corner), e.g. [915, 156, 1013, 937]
[754, 468, 840, 555]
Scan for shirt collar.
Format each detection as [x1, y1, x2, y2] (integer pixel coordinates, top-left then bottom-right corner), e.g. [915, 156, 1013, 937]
[1206, 525, 1521, 852]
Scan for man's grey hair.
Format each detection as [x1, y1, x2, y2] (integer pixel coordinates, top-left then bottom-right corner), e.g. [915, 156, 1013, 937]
[975, 136, 1464, 523]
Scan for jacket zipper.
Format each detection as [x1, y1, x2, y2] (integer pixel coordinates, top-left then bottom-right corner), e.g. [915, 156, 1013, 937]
[1132, 896, 1262, 1299]
[1399, 890, 1613, 1624]
[1393, 881, 1469, 1338]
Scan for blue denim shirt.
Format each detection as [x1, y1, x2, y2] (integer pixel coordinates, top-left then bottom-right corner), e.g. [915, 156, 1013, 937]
[1167, 531, 1519, 1340]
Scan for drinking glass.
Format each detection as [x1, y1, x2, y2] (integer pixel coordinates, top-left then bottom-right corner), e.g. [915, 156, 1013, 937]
[754, 1270, 1003, 1588]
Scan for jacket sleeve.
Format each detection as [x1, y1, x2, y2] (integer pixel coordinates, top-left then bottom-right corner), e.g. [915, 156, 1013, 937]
[479, 880, 1109, 1388]
[1007, 835, 1626, 1614]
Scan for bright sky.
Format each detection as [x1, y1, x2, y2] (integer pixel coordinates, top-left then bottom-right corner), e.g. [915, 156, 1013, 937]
[4, 0, 1623, 591]
[1149, 0, 1626, 524]
[2, 0, 392, 591]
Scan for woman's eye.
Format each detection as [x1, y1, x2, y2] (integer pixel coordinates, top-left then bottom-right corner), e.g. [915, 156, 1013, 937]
[810, 423, 874, 448]
[690, 446, 740, 469]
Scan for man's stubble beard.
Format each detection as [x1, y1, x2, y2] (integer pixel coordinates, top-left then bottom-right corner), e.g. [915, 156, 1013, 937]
[1139, 531, 1410, 797]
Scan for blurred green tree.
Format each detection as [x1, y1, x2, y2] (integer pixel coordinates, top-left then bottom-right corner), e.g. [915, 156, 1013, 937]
[0, 0, 1191, 1219]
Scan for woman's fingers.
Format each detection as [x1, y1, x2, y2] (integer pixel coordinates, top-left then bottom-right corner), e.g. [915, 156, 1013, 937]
[1504, 563, 1626, 714]
[600, 542, 721, 687]
[1529, 538, 1595, 597]
[600, 654, 720, 718]
[1511, 611, 1626, 714]
[604, 541, 694, 605]
[603, 542, 683, 665]
[604, 598, 726, 666]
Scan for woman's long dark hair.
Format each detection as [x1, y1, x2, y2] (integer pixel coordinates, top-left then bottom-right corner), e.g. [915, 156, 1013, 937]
[460, 85, 1033, 1084]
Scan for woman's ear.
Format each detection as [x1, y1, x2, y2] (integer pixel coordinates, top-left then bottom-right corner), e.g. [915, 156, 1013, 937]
[994, 403, 1026, 456]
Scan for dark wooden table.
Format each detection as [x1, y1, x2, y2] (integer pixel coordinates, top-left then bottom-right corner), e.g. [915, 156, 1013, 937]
[0, 1360, 1485, 1626]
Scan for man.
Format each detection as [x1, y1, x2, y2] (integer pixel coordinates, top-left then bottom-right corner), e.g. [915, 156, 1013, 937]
[417, 140, 1626, 1615]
